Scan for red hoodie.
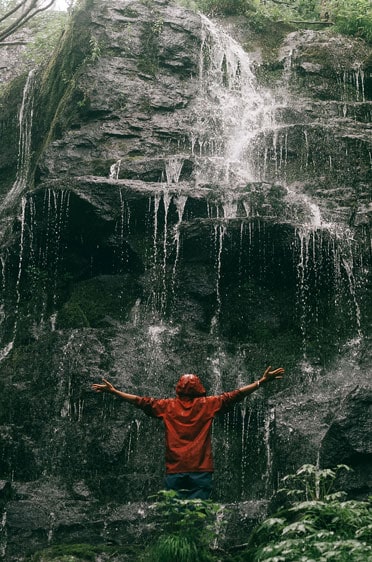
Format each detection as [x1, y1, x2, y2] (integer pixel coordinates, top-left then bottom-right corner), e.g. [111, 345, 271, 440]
[134, 375, 243, 474]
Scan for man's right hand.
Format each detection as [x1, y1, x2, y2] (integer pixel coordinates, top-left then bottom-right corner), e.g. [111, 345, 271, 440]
[91, 378, 115, 393]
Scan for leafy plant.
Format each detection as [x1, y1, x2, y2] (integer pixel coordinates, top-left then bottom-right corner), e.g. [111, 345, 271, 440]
[240, 464, 372, 562]
[329, 0, 372, 43]
[279, 462, 352, 501]
[196, 0, 254, 16]
[142, 489, 221, 562]
[22, 11, 68, 64]
[89, 35, 101, 62]
[148, 534, 204, 562]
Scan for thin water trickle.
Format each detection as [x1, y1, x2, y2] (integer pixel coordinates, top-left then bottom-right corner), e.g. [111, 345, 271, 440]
[341, 254, 363, 339]
[1, 69, 36, 214]
[264, 406, 275, 494]
[109, 159, 121, 179]
[295, 223, 365, 360]
[222, 198, 238, 219]
[130, 298, 142, 326]
[152, 194, 161, 269]
[165, 156, 184, 184]
[171, 195, 188, 295]
[0, 198, 27, 361]
[213, 223, 226, 328]
[160, 191, 172, 314]
[0, 509, 7, 560]
[117, 188, 131, 268]
[0, 71, 37, 350]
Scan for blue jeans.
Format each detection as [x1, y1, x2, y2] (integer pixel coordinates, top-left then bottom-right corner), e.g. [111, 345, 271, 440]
[164, 472, 213, 499]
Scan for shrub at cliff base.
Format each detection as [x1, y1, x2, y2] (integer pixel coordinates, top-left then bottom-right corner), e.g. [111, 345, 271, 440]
[234, 464, 372, 562]
[141, 490, 220, 562]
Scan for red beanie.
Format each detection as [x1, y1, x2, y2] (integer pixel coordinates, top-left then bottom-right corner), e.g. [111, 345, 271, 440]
[176, 374, 206, 397]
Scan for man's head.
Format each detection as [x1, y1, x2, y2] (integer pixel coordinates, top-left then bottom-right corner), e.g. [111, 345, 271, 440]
[176, 374, 206, 397]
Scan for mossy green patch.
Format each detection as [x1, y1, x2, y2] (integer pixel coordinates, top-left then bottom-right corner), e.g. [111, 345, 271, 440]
[242, 18, 295, 64]
[27, 542, 140, 562]
[57, 275, 142, 329]
[138, 15, 164, 76]
[32, 1, 93, 168]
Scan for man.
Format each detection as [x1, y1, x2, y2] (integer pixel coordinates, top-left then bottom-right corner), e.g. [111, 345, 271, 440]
[92, 366, 284, 499]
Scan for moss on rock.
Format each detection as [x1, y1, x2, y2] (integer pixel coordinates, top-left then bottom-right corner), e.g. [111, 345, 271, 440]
[27, 543, 140, 562]
[57, 275, 142, 329]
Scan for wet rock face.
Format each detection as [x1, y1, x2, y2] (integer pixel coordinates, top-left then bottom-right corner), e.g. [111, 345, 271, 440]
[261, 30, 372, 226]
[0, 0, 371, 559]
[37, 0, 202, 181]
[320, 386, 372, 498]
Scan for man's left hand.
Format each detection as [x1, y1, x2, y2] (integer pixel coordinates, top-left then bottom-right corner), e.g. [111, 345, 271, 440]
[262, 366, 285, 382]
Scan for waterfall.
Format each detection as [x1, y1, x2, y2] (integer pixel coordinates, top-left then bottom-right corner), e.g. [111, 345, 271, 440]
[192, 16, 277, 187]
[0, 188, 72, 361]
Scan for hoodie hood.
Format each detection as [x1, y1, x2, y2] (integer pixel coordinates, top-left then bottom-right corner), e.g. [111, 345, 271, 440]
[176, 374, 206, 397]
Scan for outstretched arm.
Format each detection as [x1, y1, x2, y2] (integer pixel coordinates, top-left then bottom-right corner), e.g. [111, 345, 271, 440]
[238, 366, 284, 397]
[91, 378, 139, 404]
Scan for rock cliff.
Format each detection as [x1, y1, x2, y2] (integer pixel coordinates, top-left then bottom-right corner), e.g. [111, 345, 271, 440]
[0, 0, 371, 559]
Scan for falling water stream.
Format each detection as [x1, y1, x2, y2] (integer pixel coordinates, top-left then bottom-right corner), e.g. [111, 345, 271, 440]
[192, 16, 278, 186]
[0, 69, 37, 360]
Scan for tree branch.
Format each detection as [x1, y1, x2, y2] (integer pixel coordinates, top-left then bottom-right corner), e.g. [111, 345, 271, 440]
[0, 0, 56, 43]
[269, 0, 292, 5]
[277, 20, 333, 26]
[0, 41, 29, 46]
[0, 0, 30, 25]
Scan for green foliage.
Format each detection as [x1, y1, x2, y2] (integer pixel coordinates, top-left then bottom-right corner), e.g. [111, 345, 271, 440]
[240, 464, 372, 562]
[182, 0, 320, 19]
[329, 0, 372, 43]
[56, 276, 142, 329]
[148, 534, 204, 562]
[22, 12, 68, 64]
[57, 300, 90, 328]
[142, 490, 221, 562]
[88, 35, 102, 62]
[290, 0, 321, 20]
[138, 10, 164, 75]
[195, 0, 255, 16]
[176, 0, 200, 9]
[279, 463, 352, 501]
[186, 0, 372, 42]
